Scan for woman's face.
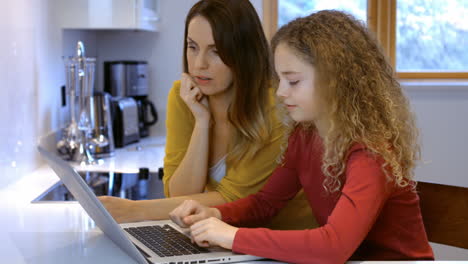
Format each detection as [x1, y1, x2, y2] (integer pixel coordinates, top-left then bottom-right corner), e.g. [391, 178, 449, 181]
[186, 15, 233, 96]
[275, 43, 326, 123]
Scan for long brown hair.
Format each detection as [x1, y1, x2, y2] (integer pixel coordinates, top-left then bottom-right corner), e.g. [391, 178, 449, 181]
[183, 0, 273, 164]
[271, 10, 420, 192]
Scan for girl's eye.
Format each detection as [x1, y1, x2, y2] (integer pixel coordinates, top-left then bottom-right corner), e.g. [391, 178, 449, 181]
[289, 80, 299, 86]
[188, 45, 196, 50]
[212, 49, 219, 55]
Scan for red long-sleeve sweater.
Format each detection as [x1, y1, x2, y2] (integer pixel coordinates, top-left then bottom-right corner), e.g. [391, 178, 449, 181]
[215, 129, 434, 264]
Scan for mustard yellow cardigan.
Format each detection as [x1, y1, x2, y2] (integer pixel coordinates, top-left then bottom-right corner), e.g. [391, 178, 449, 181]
[163, 80, 317, 230]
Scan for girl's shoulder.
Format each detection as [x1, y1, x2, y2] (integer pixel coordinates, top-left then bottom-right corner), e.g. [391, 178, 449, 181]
[285, 127, 322, 155]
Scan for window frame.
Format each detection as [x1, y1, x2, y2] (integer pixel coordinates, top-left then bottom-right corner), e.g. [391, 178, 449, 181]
[262, 0, 468, 79]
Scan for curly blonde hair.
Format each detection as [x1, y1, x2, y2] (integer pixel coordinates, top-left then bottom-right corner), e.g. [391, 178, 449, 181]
[271, 10, 420, 193]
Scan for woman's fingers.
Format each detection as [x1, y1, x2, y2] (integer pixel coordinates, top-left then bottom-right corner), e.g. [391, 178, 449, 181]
[181, 74, 202, 101]
[180, 73, 192, 94]
[189, 86, 203, 100]
[181, 73, 198, 93]
[179, 74, 210, 121]
[195, 91, 203, 101]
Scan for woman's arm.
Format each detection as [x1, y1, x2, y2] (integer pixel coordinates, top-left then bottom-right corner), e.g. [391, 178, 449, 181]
[168, 119, 211, 196]
[164, 77, 212, 196]
[99, 191, 226, 223]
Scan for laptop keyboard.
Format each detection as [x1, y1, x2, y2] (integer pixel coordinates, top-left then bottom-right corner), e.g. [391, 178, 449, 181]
[124, 224, 209, 258]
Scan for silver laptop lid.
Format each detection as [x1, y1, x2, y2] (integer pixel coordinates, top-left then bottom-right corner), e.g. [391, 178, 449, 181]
[37, 146, 149, 264]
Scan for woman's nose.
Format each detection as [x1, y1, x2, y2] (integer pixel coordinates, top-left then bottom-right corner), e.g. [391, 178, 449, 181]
[194, 52, 209, 69]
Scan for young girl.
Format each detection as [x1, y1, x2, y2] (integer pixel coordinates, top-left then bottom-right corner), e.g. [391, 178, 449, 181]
[99, 0, 315, 231]
[169, 10, 435, 263]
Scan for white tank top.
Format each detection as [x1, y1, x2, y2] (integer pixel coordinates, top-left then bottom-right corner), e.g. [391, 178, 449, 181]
[209, 155, 226, 183]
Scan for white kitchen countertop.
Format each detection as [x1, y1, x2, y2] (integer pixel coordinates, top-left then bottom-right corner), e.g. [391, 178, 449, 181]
[0, 137, 466, 263]
[67, 136, 166, 174]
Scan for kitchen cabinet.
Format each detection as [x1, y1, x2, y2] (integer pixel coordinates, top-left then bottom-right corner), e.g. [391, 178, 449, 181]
[56, 0, 160, 31]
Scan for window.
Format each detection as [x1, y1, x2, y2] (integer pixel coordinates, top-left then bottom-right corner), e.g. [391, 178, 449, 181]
[396, 0, 468, 73]
[278, 0, 367, 27]
[263, 0, 468, 79]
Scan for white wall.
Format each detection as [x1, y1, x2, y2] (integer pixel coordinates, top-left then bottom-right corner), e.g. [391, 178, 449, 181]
[0, 0, 36, 189]
[406, 83, 468, 188]
[0, 0, 96, 189]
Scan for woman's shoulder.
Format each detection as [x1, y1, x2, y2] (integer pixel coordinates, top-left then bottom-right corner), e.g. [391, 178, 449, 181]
[167, 80, 187, 107]
[167, 79, 194, 121]
[169, 80, 182, 97]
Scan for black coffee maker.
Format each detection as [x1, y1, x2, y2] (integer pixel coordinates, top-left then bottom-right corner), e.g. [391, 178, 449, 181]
[104, 61, 158, 138]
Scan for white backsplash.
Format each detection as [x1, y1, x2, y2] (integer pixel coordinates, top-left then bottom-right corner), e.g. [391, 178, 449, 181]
[0, 0, 40, 188]
[0, 0, 96, 189]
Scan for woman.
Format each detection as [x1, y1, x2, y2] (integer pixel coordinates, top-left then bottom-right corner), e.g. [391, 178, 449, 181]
[100, 0, 315, 231]
[169, 10, 434, 263]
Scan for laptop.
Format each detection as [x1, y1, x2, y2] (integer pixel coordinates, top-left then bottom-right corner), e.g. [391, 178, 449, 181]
[38, 146, 262, 264]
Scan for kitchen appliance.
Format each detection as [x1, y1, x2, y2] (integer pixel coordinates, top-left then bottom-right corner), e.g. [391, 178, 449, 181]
[104, 61, 158, 138]
[89, 91, 115, 157]
[110, 96, 140, 148]
[57, 41, 98, 164]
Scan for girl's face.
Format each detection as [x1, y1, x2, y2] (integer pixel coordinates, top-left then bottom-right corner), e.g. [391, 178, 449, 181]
[275, 43, 326, 123]
[186, 15, 233, 96]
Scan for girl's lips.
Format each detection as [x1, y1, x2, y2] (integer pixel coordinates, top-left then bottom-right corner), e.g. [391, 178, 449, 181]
[286, 104, 297, 112]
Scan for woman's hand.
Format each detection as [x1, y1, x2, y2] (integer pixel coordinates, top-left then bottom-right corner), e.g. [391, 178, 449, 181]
[169, 199, 221, 228]
[180, 73, 210, 123]
[98, 196, 142, 223]
[190, 217, 238, 250]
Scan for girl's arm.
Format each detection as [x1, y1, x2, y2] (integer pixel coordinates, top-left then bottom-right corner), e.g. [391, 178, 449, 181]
[215, 165, 302, 226]
[225, 151, 393, 264]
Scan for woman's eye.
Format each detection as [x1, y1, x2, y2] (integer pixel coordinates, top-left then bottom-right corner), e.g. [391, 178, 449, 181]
[289, 80, 299, 86]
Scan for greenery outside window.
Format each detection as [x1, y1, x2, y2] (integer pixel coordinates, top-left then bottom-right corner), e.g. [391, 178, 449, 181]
[263, 0, 468, 79]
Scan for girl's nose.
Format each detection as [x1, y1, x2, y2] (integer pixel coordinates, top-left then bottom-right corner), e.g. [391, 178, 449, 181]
[276, 81, 289, 98]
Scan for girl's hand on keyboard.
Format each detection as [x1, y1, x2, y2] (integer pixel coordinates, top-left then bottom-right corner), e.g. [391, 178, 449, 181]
[190, 217, 238, 249]
[169, 199, 221, 228]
